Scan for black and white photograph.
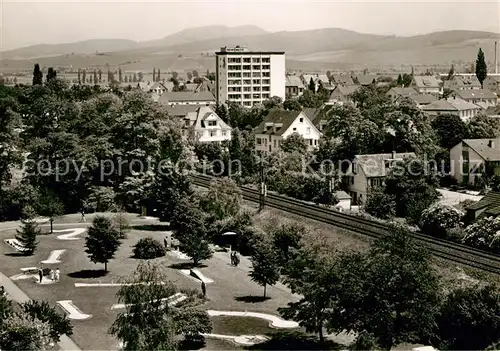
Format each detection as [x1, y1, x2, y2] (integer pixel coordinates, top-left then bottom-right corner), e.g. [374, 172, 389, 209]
[0, 0, 500, 350]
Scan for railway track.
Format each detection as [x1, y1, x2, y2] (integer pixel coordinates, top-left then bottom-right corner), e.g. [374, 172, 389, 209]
[191, 174, 500, 275]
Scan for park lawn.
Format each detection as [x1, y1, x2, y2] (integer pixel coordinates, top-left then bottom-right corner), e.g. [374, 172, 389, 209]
[0, 223, 302, 350]
[211, 316, 302, 335]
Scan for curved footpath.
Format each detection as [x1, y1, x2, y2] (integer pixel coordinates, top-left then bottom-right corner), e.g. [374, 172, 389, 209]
[0, 271, 81, 350]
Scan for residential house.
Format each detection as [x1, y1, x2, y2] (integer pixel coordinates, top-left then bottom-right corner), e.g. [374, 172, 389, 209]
[444, 75, 481, 90]
[422, 98, 481, 121]
[157, 91, 216, 106]
[483, 76, 500, 93]
[386, 87, 418, 103]
[301, 74, 330, 91]
[326, 85, 359, 105]
[450, 138, 500, 186]
[451, 89, 498, 108]
[184, 106, 232, 143]
[302, 107, 327, 132]
[354, 74, 377, 86]
[486, 105, 500, 118]
[408, 94, 438, 107]
[184, 83, 199, 92]
[465, 191, 500, 222]
[150, 82, 168, 95]
[285, 75, 305, 98]
[348, 152, 416, 205]
[165, 105, 202, 118]
[254, 109, 322, 153]
[330, 74, 355, 86]
[411, 76, 442, 95]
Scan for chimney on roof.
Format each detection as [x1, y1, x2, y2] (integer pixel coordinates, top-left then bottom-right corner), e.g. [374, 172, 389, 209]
[489, 140, 495, 148]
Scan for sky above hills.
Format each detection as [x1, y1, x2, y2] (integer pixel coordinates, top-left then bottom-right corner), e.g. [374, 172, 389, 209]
[2, 0, 499, 50]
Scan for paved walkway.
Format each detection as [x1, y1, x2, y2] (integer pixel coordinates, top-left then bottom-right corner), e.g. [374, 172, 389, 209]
[0, 272, 81, 350]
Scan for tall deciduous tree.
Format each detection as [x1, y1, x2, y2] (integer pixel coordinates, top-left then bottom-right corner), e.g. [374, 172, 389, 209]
[476, 48, 488, 88]
[108, 262, 211, 350]
[281, 133, 308, 154]
[171, 197, 212, 266]
[279, 238, 341, 343]
[437, 284, 500, 350]
[37, 191, 65, 233]
[384, 157, 439, 223]
[84, 216, 121, 272]
[334, 226, 441, 350]
[198, 178, 241, 223]
[32, 64, 43, 85]
[249, 237, 280, 298]
[431, 114, 468, 149]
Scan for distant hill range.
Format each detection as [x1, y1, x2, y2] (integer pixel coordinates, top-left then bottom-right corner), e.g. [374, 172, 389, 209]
[1, 26, 499, 71]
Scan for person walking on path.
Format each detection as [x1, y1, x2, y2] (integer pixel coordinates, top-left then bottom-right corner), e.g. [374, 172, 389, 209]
[55, 268, 60, 282]
[80, 209, 86, 223]
[234, 252, 240, 267]
[230, 251, 235, 266]
[38, 266, 43, 283]
[201, 281, 206, 297]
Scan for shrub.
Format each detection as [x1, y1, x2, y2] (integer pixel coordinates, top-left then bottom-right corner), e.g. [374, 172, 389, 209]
[419, 204, 464, 238]
[364, 189, 396, 219]
[133, 237, 165, 259]
[446, 226, 466, 242]
[463, 216, 500, 253]
[21, 300, 73, 341]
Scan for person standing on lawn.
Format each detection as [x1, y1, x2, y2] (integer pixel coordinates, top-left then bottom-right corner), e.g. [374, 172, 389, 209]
[80, 208, 86, 223]
[38, 266, 43, 283]
[50, 269, 55, 281]
[55, 268, 60, 282]
[201, 281, 206, 297]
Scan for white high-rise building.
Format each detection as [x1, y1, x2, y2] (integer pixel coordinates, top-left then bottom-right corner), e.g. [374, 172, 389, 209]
[215, 46, 285, 107]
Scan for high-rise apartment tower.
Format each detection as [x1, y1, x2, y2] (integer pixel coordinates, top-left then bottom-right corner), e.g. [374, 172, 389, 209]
[215, 46, 285, 107]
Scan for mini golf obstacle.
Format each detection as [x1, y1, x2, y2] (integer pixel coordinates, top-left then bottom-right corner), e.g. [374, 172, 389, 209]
[41, 249, 65, 264]
[207, 310, 299, 329]
[111, 292, 188, 310]
[55, 228, 86, 240]
[168, 250, 190, 260]
[203, 333, 269, 346]
[4, 238, 28, 252]
[179, 269, 214, 284]
[57, 300, 92, 320]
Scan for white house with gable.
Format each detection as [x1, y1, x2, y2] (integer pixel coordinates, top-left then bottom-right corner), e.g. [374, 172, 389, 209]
[184, 106, 232, 143]
[254, 109, 322, 153]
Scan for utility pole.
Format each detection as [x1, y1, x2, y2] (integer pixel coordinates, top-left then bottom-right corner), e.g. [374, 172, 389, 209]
[259, 152, 266, 211]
